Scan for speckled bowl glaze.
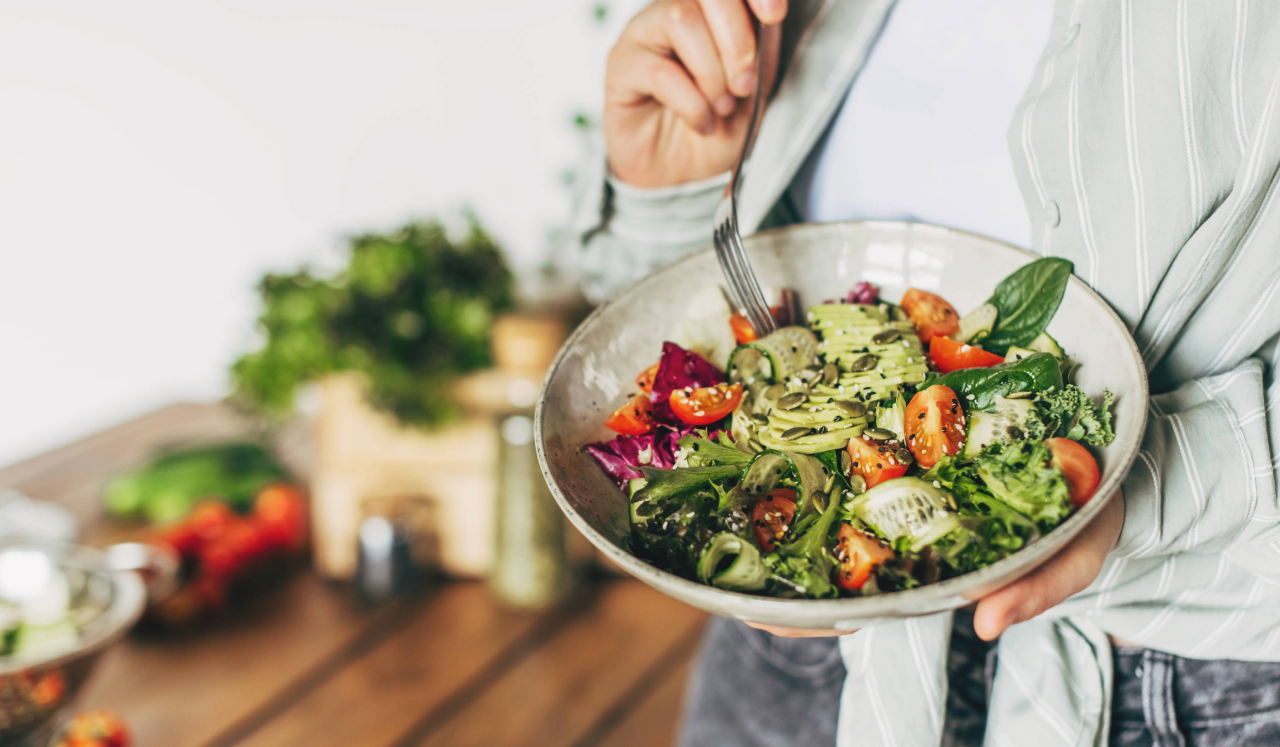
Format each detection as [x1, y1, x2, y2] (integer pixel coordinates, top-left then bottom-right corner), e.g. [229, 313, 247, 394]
[536, 221, 1148, 630]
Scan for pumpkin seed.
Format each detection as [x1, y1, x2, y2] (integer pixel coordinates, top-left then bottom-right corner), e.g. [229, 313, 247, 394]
[1005, 391, 1034, 399]
[799, 367, 821, 382]
[864, 427, 895, 441]
[849, 353, 878, 372]
[748, 438, 765, 453]
[871, 328, 902, 344]
[749, 412, 770, 425]
[762, 383, 786, 400]
[822, 362, 839, 386]
[835, 400, 866, 418]
[895, 448, 914, 465]
[811, 491, 828, 514]
[839, 450, 852, 475]
[823, 474, 836, 494]
[777, 392, 807, 410]
[780, 426, 814, 440]
[849, 474, 867, 494]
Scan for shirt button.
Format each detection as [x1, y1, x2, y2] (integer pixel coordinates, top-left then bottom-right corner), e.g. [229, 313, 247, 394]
[1063, 23, 1081, 47]
[1046, 200, 1061, 227]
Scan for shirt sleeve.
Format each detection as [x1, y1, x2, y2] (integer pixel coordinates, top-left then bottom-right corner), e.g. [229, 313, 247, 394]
[569, 141, 729, 303]
[1113, 338, 1280, 580]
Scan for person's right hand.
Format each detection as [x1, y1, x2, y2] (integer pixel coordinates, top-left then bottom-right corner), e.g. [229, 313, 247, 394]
[604, 0, 787, 189]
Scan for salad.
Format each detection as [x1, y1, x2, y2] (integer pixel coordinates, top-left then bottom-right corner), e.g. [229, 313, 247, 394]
[585, 257, 1115, 598]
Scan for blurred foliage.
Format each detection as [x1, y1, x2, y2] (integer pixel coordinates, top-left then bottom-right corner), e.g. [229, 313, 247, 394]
[231, 217, 514, 427]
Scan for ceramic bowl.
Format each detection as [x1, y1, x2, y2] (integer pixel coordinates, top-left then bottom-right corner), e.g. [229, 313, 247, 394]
[535, 221, 1148, 629]
[0, 541, 146, 747]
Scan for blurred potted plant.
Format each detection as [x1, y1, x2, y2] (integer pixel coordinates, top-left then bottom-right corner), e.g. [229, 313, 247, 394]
[231, 217, 573, 588]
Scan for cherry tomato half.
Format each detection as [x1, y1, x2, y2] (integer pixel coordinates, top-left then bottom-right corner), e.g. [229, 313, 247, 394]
[929, 335, 1005, 373]
[730, 312, 758, 344]
[635, 364, 659, 394]
[905, 385, 967, 468]
[1046, 437, 1101, 507]
[752, 488, 797, 552]
[834, 523, 895, 590]
[900, 288, 960, 344]
[846, 435, 910, 489]
[605, 392, 656, 435]
[669, 382, 743, 426]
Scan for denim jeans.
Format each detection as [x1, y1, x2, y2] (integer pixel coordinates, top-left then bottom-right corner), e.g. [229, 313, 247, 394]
[679, 611, 1280, 747]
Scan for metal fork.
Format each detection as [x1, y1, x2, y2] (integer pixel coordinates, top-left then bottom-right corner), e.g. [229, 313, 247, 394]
[713, 19, 781, 338]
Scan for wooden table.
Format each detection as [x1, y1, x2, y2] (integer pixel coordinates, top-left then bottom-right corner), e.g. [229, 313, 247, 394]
[0, 404, 707, 747]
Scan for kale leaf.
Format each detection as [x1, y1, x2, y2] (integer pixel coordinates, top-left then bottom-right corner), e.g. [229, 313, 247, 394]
[1023, 385, 1115, 446]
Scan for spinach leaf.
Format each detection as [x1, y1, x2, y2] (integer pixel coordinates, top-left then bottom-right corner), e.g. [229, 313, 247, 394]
[928, 352, 1062, 411]
[982, 257, 1073, 355]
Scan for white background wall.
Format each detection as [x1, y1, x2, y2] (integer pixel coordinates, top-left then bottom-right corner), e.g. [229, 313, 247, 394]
[0, 0, 643, 467]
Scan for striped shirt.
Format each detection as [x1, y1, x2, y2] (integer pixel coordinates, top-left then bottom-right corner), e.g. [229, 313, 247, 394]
[574, 2, 1280, 745]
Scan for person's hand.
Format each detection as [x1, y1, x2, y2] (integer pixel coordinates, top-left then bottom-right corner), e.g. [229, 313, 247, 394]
[746, 491, 1125, 640]
[604, 0, 787, 188]
[972, 489, 1125, 640]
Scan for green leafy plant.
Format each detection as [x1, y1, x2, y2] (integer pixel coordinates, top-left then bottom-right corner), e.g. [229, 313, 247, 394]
[231, 217, 514, 427]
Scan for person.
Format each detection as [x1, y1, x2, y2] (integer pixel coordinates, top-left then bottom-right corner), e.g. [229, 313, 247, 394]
[573, 1, 1280, 745]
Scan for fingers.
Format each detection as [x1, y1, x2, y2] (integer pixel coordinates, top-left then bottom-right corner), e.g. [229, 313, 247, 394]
[745, 0, 788, 24]
[663, 1, 735, 115]
[972, 492, 1125, 641]
[694, 0, 758, 98]
[608, 47, 716, 134]
[745, 622, 858, 638]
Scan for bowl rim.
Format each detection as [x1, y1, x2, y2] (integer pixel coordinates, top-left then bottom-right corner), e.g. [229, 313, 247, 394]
[535, 219, 1149, 618]
[0, 539, 146, 675]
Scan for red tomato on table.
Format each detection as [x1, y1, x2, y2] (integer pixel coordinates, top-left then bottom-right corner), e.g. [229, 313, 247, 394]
[254, 483, 308, 552]
[846, 435, 910, 489]
[905, 385, 967, 468]
[669, 383, 743, 426]
[901, 288, 960, 343]
[751, 488, 797, 552]
[834, 523, 895, 590]
[929, 336, 1005, 372]
[1046, 438, 1101, 507]
[605, 392, 655, 435]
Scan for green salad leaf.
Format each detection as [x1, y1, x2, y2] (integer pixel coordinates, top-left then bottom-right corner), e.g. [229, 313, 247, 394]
[634, 465, 743, 503]
[678, 436, 753, 467]
[1024, 385, 1115, 446]
[928, 352, 1063, 411]
[922, 457, 1041, 573]
[982, 257, 1074, 355]
[975, 441, 1072, 529]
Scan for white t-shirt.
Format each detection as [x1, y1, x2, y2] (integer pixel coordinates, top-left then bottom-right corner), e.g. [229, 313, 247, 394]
[793, 0, 1056, 249]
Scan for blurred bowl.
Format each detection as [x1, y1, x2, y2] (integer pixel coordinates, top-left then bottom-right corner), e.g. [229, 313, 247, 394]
[536, 221, 1149, 629]
[0, 541, 145, 747]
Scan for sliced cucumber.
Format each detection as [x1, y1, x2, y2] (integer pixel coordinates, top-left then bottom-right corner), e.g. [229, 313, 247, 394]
[954, 302, 998, 344]
[847, 477, 959, 552]
[1004, 345, 1037, 364]
[1026, 332, 1065, 359]
[697, 533, 768, 591]
[727, 326, 819, 385]
[628, 478, 650, 526]
[875, 393, 907, 441]
[961, 397, 1035, 457]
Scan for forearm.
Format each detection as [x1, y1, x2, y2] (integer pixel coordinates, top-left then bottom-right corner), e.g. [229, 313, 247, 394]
[1113, 356, 1280, 579]
[574, 156, 729, 304]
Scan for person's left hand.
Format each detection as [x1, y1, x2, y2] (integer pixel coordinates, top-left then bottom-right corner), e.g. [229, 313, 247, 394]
[747, 491, 1125, 640]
